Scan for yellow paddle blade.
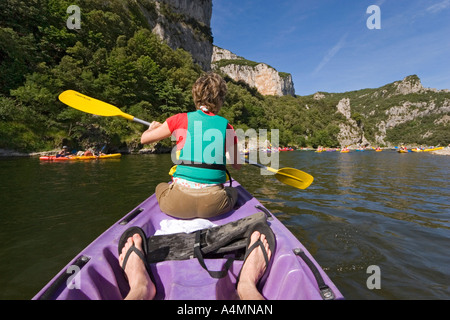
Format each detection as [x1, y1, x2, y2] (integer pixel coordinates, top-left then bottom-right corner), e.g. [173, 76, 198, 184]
[275, 167, 314, 190]
[58, 90, 134, 121]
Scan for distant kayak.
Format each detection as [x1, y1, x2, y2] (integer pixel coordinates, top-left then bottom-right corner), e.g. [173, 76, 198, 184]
[40, 153, 122, 161]
[411, 147, 444, 153]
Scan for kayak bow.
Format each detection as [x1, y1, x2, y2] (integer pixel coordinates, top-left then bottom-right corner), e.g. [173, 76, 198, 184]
[33, 180, 343, 300]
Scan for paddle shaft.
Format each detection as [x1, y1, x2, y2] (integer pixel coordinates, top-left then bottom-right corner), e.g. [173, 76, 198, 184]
[132, 117, 152, 127]
[100, 107, 151, 127]
[244, 158, 278, 174]
[244, 158, 314, 189]
[245, 158, 306, 181]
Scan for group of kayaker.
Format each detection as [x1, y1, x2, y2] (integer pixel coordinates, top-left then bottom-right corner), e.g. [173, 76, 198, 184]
[55, 146, 105, 158]
[119, 72, 273, 300]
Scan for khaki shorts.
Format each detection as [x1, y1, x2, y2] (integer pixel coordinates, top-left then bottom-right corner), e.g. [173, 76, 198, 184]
[155, 182, 238, 219]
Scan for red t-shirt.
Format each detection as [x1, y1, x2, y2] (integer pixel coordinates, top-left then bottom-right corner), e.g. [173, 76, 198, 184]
[166, 111, 238, 151]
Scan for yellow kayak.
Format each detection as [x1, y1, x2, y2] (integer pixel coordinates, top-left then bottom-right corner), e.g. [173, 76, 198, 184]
[76, 153, 122, 160]
[411, 147, 443, 153]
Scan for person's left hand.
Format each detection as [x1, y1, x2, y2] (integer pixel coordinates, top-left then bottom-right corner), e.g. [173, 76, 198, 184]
[147, 121, 162, 131]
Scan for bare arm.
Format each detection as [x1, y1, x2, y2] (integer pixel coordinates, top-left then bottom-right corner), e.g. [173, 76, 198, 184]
[231, 142, 242, 170]
[141, 121, 172, 145]
[226, 128, 241, 170]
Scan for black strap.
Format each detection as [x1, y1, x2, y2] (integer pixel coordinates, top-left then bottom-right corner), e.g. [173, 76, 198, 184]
[243, 240, 269, 267]
[175, 163, 232, 187]
[178, 162, 226, 171]
[121, 246, 146, 271]
[194, 231, 235, 279]
[294, 248, 335, 300]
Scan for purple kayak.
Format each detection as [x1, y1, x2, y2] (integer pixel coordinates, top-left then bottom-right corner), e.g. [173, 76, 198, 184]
[33, 180, 343, 300]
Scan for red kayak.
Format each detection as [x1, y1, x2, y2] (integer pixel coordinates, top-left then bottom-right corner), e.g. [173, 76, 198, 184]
[39, 153, 122, 161]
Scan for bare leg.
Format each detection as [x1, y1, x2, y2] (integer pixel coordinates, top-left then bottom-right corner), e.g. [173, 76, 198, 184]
[237, 231, 272, 300]
[118, 234, 156, 300]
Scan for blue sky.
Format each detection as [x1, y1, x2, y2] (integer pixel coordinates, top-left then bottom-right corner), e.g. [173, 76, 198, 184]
[211, 0, 450, 95]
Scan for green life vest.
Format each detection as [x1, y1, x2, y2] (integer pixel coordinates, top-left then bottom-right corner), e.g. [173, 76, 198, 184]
[173, 110, 228, 184]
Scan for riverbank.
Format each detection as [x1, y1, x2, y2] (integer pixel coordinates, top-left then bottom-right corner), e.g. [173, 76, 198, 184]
[0, 149, 82, 158]
[0, 146, 172, 158]
[0, 149, 31, 157]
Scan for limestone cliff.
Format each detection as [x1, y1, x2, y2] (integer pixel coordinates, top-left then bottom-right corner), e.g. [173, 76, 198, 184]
[136, 0, 213, 70]
[335, 98, 370, 147]
[212, 47, 296, 96]
[134, 3, 296, 94]
[327, 75, 450, 147]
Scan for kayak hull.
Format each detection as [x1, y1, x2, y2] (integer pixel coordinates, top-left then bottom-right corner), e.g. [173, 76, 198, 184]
[39, 153, 122, 161]
[33, 180, 343, 300]
[411, 147, 443, 152]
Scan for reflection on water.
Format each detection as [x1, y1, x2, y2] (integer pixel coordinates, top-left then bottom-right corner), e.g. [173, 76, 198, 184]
[0, 151, 449, 299]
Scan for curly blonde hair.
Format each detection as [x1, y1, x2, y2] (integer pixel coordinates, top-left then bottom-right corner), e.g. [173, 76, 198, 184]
[192, 72, 227, 114]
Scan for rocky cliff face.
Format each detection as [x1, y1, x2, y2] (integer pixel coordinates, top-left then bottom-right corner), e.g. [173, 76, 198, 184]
[335, 98, 370, 147]
[136, 3, 296, 95]
[137, 0, 213, 70]
[212, 46, 240, 62]
[212, 47, 296, 96]
[327, 75, 450, 147]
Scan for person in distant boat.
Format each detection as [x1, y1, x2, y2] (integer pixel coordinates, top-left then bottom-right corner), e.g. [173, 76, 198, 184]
[118, 230, 272, 300]
[56, 146, 71, 158]
[84, 149, 94, 156]
[140, 72, 242, 219]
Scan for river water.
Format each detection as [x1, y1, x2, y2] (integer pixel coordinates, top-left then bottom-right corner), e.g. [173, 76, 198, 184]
[0, 150, 449, 300]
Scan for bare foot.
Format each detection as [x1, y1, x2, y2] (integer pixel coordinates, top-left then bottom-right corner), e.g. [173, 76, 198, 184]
[119, 234, 156, 300]
[237, 231, 272, 300]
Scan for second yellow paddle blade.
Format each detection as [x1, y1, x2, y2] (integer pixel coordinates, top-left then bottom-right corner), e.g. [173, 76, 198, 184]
[58, 90, 133, 120]
[275, 167, 314, 190]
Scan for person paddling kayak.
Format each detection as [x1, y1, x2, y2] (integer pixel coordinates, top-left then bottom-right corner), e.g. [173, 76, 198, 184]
[140, 72, 242, 219]
[56, 146, 72, 158]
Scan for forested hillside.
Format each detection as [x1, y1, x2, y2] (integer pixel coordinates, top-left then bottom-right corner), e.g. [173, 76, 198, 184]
[1, 0, 448, 154]
[0, 0, 205, 152]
